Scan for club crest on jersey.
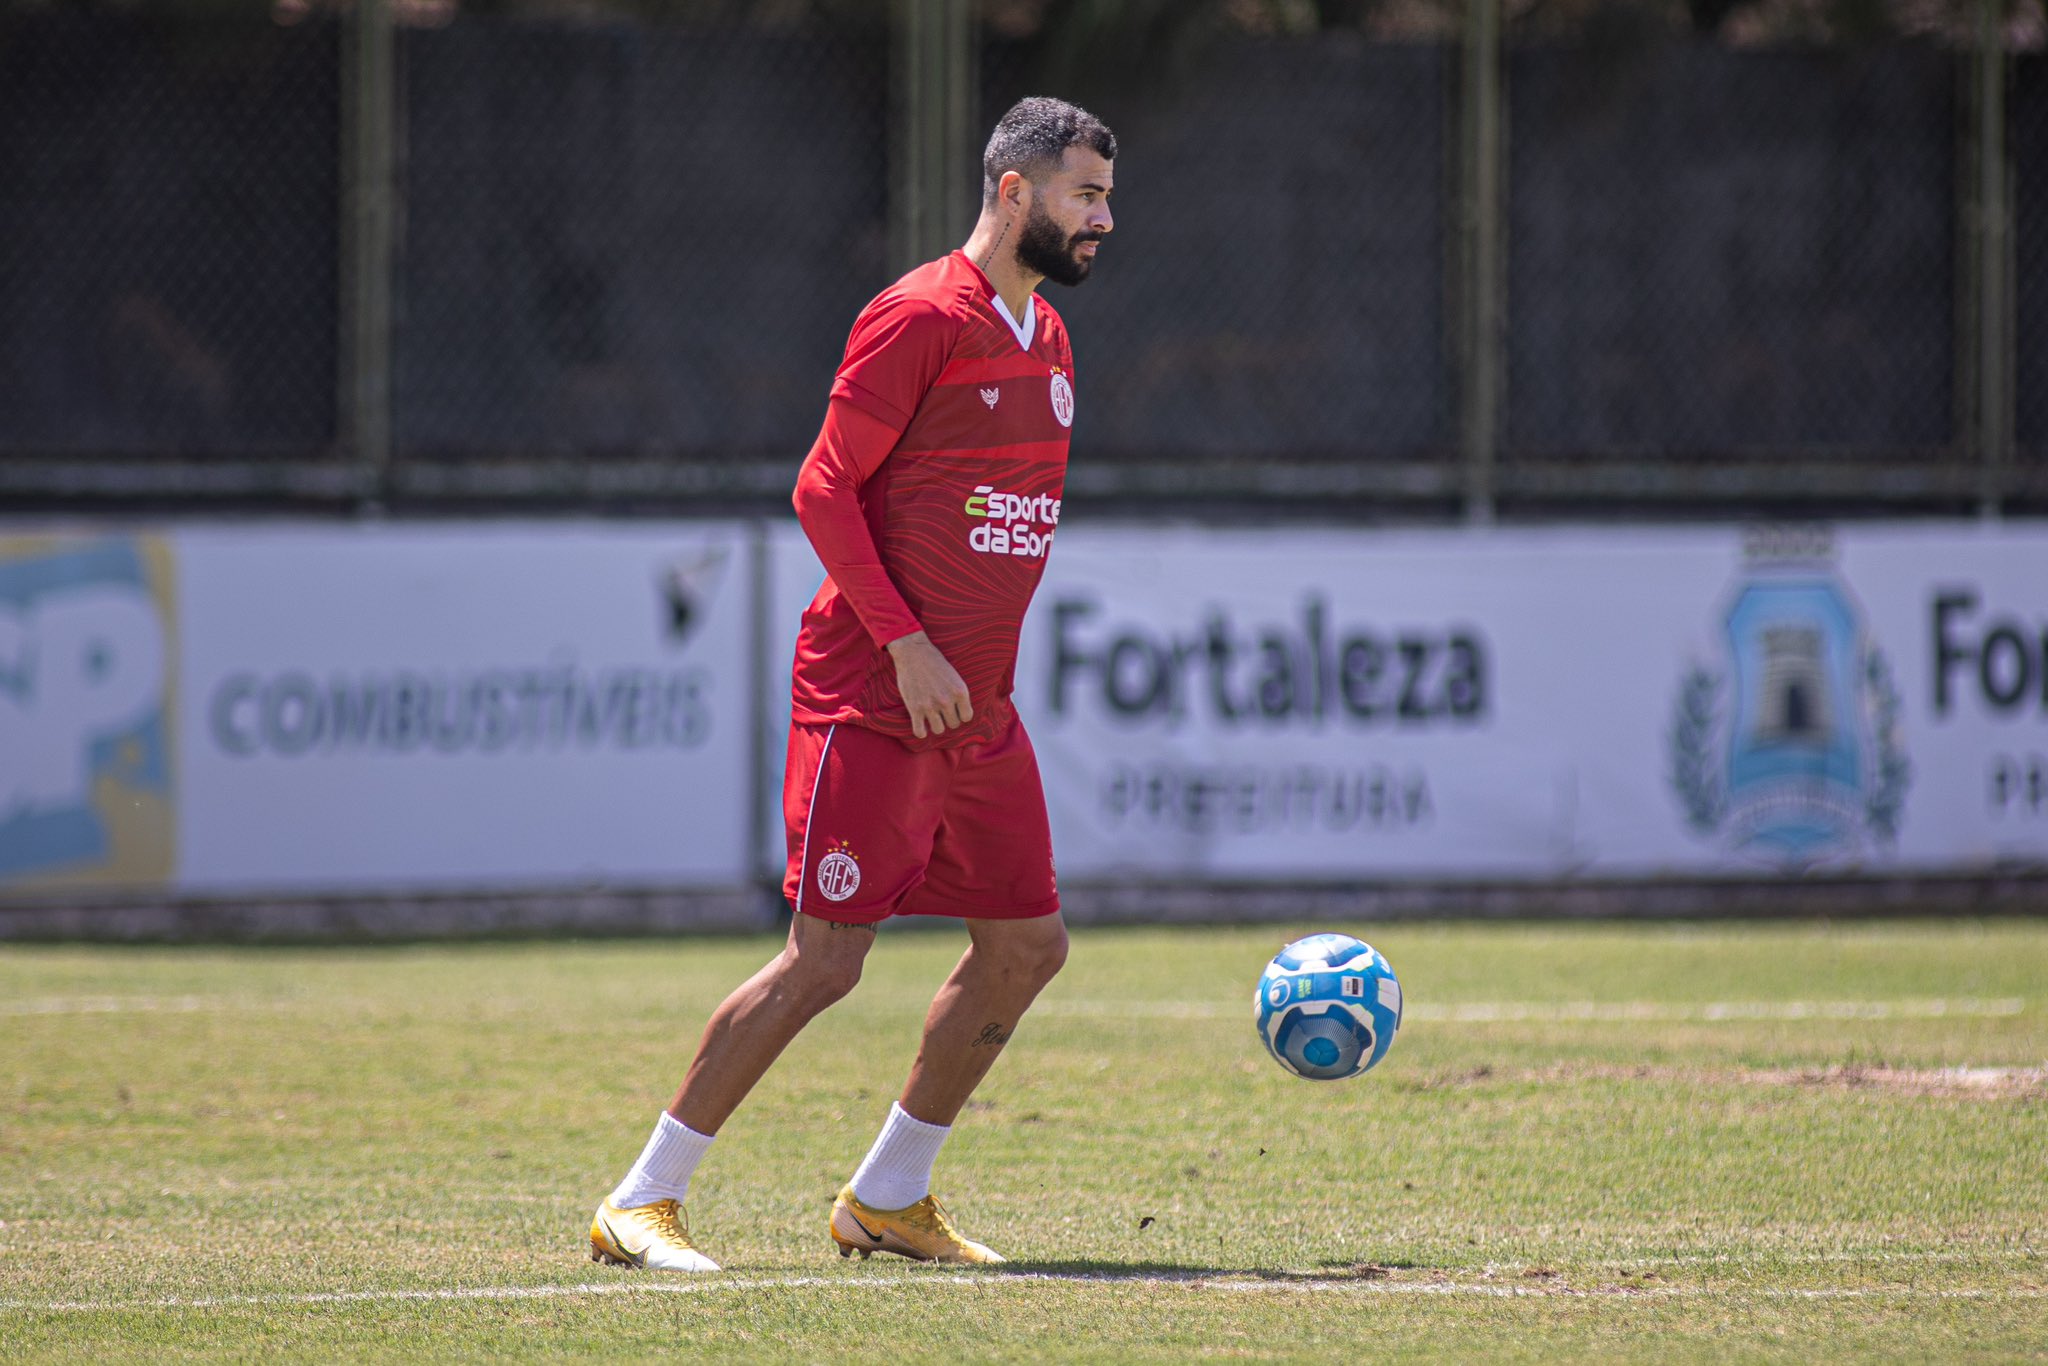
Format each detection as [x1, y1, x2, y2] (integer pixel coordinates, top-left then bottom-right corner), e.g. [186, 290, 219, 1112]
[980, 387, 1000, 410]
[816, 840, 861, 903]
[1049, 368, 1074, 428]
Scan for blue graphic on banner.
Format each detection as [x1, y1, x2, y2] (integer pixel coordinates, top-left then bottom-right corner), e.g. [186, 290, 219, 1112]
[0, 538, 174, 885]
[1669, 538, 1910, 867]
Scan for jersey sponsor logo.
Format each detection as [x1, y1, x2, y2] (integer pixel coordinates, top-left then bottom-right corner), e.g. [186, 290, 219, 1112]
[964, 484, 1062, 560]
[1049, 369, 1074, 427]
[816, 840, 861, 902]
[980, 387, 1000, 410]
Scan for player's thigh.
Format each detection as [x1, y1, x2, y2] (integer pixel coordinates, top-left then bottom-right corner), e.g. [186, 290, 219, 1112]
[910, 717, 1059, 919]
[783, 721, 952, 922]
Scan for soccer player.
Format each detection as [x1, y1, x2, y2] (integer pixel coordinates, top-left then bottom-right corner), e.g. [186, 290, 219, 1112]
[589, 97, 1116, 1271]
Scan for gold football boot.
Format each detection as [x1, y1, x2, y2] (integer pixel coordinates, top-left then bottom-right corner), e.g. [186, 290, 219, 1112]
[589, 1198, 720, 1272]
[829, 1185, 1005, 1264]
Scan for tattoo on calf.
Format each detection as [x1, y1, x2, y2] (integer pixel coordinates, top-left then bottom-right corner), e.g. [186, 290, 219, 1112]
[970, 1022, 1012, 1049]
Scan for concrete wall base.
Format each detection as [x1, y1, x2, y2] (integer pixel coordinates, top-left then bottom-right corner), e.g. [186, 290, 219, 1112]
[2, 874, 2043, 942]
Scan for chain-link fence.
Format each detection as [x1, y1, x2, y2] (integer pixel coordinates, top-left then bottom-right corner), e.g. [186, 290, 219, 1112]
[0, 0, 2037, 513]
[2018, 52, 2047, 466]
[0, 10, 338, 462]
[1506, 41, 1955, 462]
[984, 36, 1451, 476]
[394, 16, 887, 467]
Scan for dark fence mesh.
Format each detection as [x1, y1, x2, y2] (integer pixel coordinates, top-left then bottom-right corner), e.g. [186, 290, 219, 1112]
[0, 4, 2025, 506]
[0, 12, 339, 459]
[393, 17, 887, 463]
[984, 38, 1451, 464]
[1505, 39, 1956, 461]
[2017, 53, 2047, 463]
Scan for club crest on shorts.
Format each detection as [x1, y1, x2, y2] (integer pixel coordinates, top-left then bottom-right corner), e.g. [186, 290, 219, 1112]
[1048, 369, 1074, 428]
[816, 840, 861, 902]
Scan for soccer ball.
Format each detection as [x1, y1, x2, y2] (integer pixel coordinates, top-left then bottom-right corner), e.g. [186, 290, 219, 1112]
[1254, 933, 1402, 1081]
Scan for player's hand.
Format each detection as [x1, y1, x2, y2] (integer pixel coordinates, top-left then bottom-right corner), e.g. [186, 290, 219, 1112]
[887, 631, 973, 740]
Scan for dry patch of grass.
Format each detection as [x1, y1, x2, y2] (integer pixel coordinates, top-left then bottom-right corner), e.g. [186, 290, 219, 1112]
[1759, 1064, 2048, 1097]
[1397, 1060, 2048, 1098]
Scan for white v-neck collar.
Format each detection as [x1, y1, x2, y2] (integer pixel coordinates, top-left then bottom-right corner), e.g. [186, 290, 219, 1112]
[990, 292, 1036, 352]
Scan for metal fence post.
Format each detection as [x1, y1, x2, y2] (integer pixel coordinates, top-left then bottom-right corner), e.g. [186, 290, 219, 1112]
[342, 0, 395, 510]
[891, 0, 978, 276]
[1970, 0, 2014, 518]
[1458, 0, 1504, 523]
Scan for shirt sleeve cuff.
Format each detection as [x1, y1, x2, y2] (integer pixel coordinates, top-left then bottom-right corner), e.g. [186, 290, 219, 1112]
[876, 621, 926, 650]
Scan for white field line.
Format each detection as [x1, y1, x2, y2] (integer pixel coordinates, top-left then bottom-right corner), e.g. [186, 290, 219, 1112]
[1034, 997, 2030, 1024]
[1547, 1247, 2043, 1268]
[0, 995, 226, 1016]
[3, 1272, 2045, 1315]
[5, 995, 2028, 1023]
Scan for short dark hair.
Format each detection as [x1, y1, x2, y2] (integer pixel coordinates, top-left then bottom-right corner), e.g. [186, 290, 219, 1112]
[981, 97, 1117, 207]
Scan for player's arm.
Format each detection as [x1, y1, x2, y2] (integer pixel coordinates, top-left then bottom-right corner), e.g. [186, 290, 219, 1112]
[792, 397, 972, 741]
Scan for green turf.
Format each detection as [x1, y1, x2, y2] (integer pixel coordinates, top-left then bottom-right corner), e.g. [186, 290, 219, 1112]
[2, 919, 2043, 1361]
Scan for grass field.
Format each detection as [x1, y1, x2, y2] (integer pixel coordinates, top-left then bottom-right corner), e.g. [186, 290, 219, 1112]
[2, 918, 2044, 1361]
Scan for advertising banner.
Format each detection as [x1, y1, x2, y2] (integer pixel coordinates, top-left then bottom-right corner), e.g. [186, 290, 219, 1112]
[2, 523, 756, 895]
[174, 523, 755, 891]
[12, 517, 2047, 900]
[762, 524, 815, 878]
[767, 520, 2048, 881]
[0, 534, 178, 893]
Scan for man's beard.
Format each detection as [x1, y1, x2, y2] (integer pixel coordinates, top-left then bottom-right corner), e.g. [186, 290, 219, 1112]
[1016, 199, 1100, 286]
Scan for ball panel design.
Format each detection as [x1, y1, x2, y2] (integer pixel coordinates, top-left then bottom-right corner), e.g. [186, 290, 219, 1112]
[1254, 933, 1401, 1081]
[1271, 932, 1371, 973]
[1269, 1001, 1377, 1080]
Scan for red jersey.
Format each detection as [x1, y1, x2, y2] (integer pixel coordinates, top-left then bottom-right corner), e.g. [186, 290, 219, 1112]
[790, 251, 1075, 749]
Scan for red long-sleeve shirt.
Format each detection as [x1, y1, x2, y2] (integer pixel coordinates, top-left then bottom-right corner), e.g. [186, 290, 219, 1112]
[790, 251, 1076, 750]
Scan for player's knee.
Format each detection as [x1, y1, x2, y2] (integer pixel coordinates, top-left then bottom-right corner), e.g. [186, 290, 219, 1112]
[993, 922, 1067, 988]
[1034, 925, 1070, 985]
[785, 943, 866, 1007]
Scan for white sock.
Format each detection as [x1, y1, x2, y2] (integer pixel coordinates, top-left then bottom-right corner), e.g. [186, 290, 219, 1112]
[609, 1112, 715, 1209]
[848, 1102, 951, 1210]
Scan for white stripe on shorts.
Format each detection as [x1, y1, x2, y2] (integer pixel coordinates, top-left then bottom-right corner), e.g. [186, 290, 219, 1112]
[792, 723, 837, 917]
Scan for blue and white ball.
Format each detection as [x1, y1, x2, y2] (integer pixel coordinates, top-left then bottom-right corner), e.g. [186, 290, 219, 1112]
[1254, 933, 1402, 1081]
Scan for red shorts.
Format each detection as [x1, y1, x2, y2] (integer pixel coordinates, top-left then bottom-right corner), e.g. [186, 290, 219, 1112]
[782, 713, 1060, 924]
